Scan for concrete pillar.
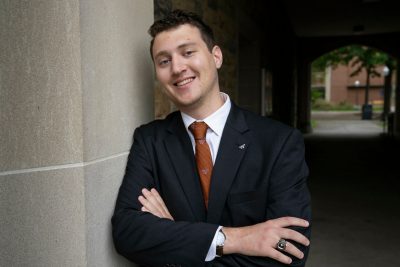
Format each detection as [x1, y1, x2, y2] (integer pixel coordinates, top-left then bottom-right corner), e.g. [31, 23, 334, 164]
[325, 66, 332, 102]
[0, 1, 153, 266]
[395, 59, 400, 136]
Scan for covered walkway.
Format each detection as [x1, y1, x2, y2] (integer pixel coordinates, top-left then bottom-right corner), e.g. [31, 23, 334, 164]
[304, 117, 400, 266]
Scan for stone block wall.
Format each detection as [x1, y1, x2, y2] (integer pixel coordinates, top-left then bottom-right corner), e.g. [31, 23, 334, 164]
[0, 1, 153, 266]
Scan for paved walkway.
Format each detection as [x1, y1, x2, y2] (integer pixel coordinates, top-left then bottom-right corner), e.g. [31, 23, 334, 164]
[310, 111, 385, 135]
[312, 119, 383, 135]
[303, 112, 400, 267]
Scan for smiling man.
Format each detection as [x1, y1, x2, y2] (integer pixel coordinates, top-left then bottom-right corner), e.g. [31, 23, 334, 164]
[112, 10, 311, 267]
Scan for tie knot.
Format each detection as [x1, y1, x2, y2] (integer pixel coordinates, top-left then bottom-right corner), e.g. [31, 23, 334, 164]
[189, 121, 208, 140]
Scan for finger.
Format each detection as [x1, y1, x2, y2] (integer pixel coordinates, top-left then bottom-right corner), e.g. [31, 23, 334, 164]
[150, 188, 166, 207]
[150, 188, 169, 212]
[141, 189, 174, 220]
[138, 195, 148, 207]
[142, 189, 165, 215]
[268, 249, 293, 265]
[272, 216, 309, 228]
[280, 241, 304, 260]
[141, 206, 150, 212]
[138, 195, 162, 217]
[138, 195, 152, 211]
[150, 188, 173, 218]
[281, 228, 310, 247]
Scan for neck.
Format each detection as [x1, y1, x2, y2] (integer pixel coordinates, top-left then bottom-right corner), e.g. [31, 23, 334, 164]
[181, 91, 224, 120]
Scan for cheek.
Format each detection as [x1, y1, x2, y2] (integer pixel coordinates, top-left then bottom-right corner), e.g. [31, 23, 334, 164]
[189, 57, 205, 71]
[156, 69, 169, 83]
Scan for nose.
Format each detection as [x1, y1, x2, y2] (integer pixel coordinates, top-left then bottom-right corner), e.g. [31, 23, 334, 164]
[171, 57, 186, 75]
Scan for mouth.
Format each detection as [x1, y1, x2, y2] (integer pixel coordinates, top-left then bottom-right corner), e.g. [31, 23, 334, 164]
[174, 77, 195, 87]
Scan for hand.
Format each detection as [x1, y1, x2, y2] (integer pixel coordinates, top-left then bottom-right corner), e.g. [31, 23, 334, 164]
[223, 217, 310, 265]
[138, 188, 174, 221]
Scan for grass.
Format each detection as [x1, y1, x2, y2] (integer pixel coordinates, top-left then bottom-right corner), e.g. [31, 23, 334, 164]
[311, 119, 317, 129]
[312, 99, 383, 112]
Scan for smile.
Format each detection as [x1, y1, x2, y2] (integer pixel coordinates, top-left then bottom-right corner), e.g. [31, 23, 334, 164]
[174, 77, 195, 87]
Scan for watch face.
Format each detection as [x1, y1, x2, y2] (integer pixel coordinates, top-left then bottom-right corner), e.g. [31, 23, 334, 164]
[217, 230, 225, 246]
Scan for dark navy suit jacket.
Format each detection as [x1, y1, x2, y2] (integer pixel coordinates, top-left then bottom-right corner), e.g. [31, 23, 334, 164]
[112, 103, 311, 267]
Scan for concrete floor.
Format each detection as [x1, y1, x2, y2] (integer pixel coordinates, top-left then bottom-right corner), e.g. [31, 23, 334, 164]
[304, 115, 400, 267]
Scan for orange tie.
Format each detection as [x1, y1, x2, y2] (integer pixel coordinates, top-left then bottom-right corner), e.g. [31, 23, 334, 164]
[189, 122, 213, 208]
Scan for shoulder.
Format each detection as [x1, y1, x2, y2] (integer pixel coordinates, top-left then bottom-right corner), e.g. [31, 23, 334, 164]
[236, 106, 294, 134]
[134, 111, 181, 137]
[234, 106, 302, 144]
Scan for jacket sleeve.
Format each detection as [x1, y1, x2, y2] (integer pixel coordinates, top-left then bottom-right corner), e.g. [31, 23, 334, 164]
[264, 128, 311, 267]
[112, 127, 218, 267]
[211, 128, 311, 267]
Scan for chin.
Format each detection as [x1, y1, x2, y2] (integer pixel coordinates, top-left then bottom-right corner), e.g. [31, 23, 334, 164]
[174, 98, 200, 109]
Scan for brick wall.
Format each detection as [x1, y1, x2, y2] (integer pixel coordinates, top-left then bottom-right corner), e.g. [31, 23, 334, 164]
[330, 64, 385, 105]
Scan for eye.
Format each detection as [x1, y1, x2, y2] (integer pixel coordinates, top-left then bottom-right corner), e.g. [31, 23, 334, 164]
[183, 50, 195, 57]
[158, 58, 171, 67]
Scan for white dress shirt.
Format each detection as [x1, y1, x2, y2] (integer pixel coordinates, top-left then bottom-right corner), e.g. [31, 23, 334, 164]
[181, 92, 231, 261]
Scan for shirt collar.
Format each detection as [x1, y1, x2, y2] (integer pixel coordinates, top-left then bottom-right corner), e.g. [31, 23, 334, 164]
[181, 92, 231, 136]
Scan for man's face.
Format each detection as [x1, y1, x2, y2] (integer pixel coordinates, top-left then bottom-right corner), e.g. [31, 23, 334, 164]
[152, 24, 223, 114]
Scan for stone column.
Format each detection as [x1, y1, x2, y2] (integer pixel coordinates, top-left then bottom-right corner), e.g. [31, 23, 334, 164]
[395, 59, 400, 136]
[0, 1, 153, 266]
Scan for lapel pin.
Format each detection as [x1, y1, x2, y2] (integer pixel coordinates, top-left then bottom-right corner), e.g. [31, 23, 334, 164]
[238, 144, 246, 150]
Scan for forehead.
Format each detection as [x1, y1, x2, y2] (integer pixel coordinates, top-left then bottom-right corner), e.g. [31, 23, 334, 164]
[152, 24, 205, 55]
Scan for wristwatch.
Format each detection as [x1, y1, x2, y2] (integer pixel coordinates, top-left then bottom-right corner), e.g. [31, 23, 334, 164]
[216, 228, 226, 257]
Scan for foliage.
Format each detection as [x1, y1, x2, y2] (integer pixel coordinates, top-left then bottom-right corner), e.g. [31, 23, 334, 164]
[312, 99, 356, 111]
[312, 99, 332, 110]
[311, 88, 324, 104]
[313, 45, 395, 75]
[311, 119, 317, 129]
[312, 45, 396, 105]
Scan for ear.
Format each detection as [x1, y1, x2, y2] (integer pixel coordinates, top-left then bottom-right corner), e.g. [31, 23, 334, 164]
[212, 45, 223, 69]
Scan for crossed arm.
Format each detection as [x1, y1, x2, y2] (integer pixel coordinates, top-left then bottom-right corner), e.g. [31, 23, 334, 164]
[139, 188, 310, 265]
[113, 126, 311, 266]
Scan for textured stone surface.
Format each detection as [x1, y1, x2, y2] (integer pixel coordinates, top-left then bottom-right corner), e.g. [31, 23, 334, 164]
[0, 168, 86, 266]
[0, 0, 83, 171]
[80, 0, 154, 162]
[155, 0, 172, 20]
[84, 154, 132, 267]
[0, 1, 153, 266]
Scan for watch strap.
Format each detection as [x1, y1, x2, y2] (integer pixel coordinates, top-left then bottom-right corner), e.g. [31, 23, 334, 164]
[216, 228, 226, 256]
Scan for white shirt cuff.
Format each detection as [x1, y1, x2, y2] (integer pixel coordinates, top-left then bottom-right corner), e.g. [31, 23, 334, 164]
[205, 226, 222, 261]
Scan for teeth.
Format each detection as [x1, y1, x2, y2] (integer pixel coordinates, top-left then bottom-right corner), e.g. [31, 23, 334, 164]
[176, 78, 194, 86]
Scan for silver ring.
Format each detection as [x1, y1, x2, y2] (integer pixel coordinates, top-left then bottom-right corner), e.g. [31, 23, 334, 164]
[276, 238, 287, 251]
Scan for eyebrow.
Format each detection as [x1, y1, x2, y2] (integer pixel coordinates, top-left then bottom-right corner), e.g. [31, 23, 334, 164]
[154, 42, 197, 60]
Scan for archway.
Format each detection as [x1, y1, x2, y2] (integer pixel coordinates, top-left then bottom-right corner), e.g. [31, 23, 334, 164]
[296, 33, 400, 136]
[309, 45, 396, 135]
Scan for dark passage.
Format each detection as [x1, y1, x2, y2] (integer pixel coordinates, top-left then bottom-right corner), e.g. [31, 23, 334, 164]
[304, 135, 400, 267]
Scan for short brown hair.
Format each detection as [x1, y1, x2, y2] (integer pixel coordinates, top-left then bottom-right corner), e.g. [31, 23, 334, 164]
[148, 9, 216, 58]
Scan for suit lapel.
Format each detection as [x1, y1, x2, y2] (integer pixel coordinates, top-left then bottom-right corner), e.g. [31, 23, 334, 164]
[207, 105, 251, 223]
[164, 114, 207, 221]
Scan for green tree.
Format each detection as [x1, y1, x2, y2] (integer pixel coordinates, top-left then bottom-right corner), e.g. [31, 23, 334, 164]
[313, 45, 395, 107]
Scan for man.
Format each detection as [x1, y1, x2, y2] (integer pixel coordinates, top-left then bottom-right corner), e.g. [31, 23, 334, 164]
[112, 10, 311, 267]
